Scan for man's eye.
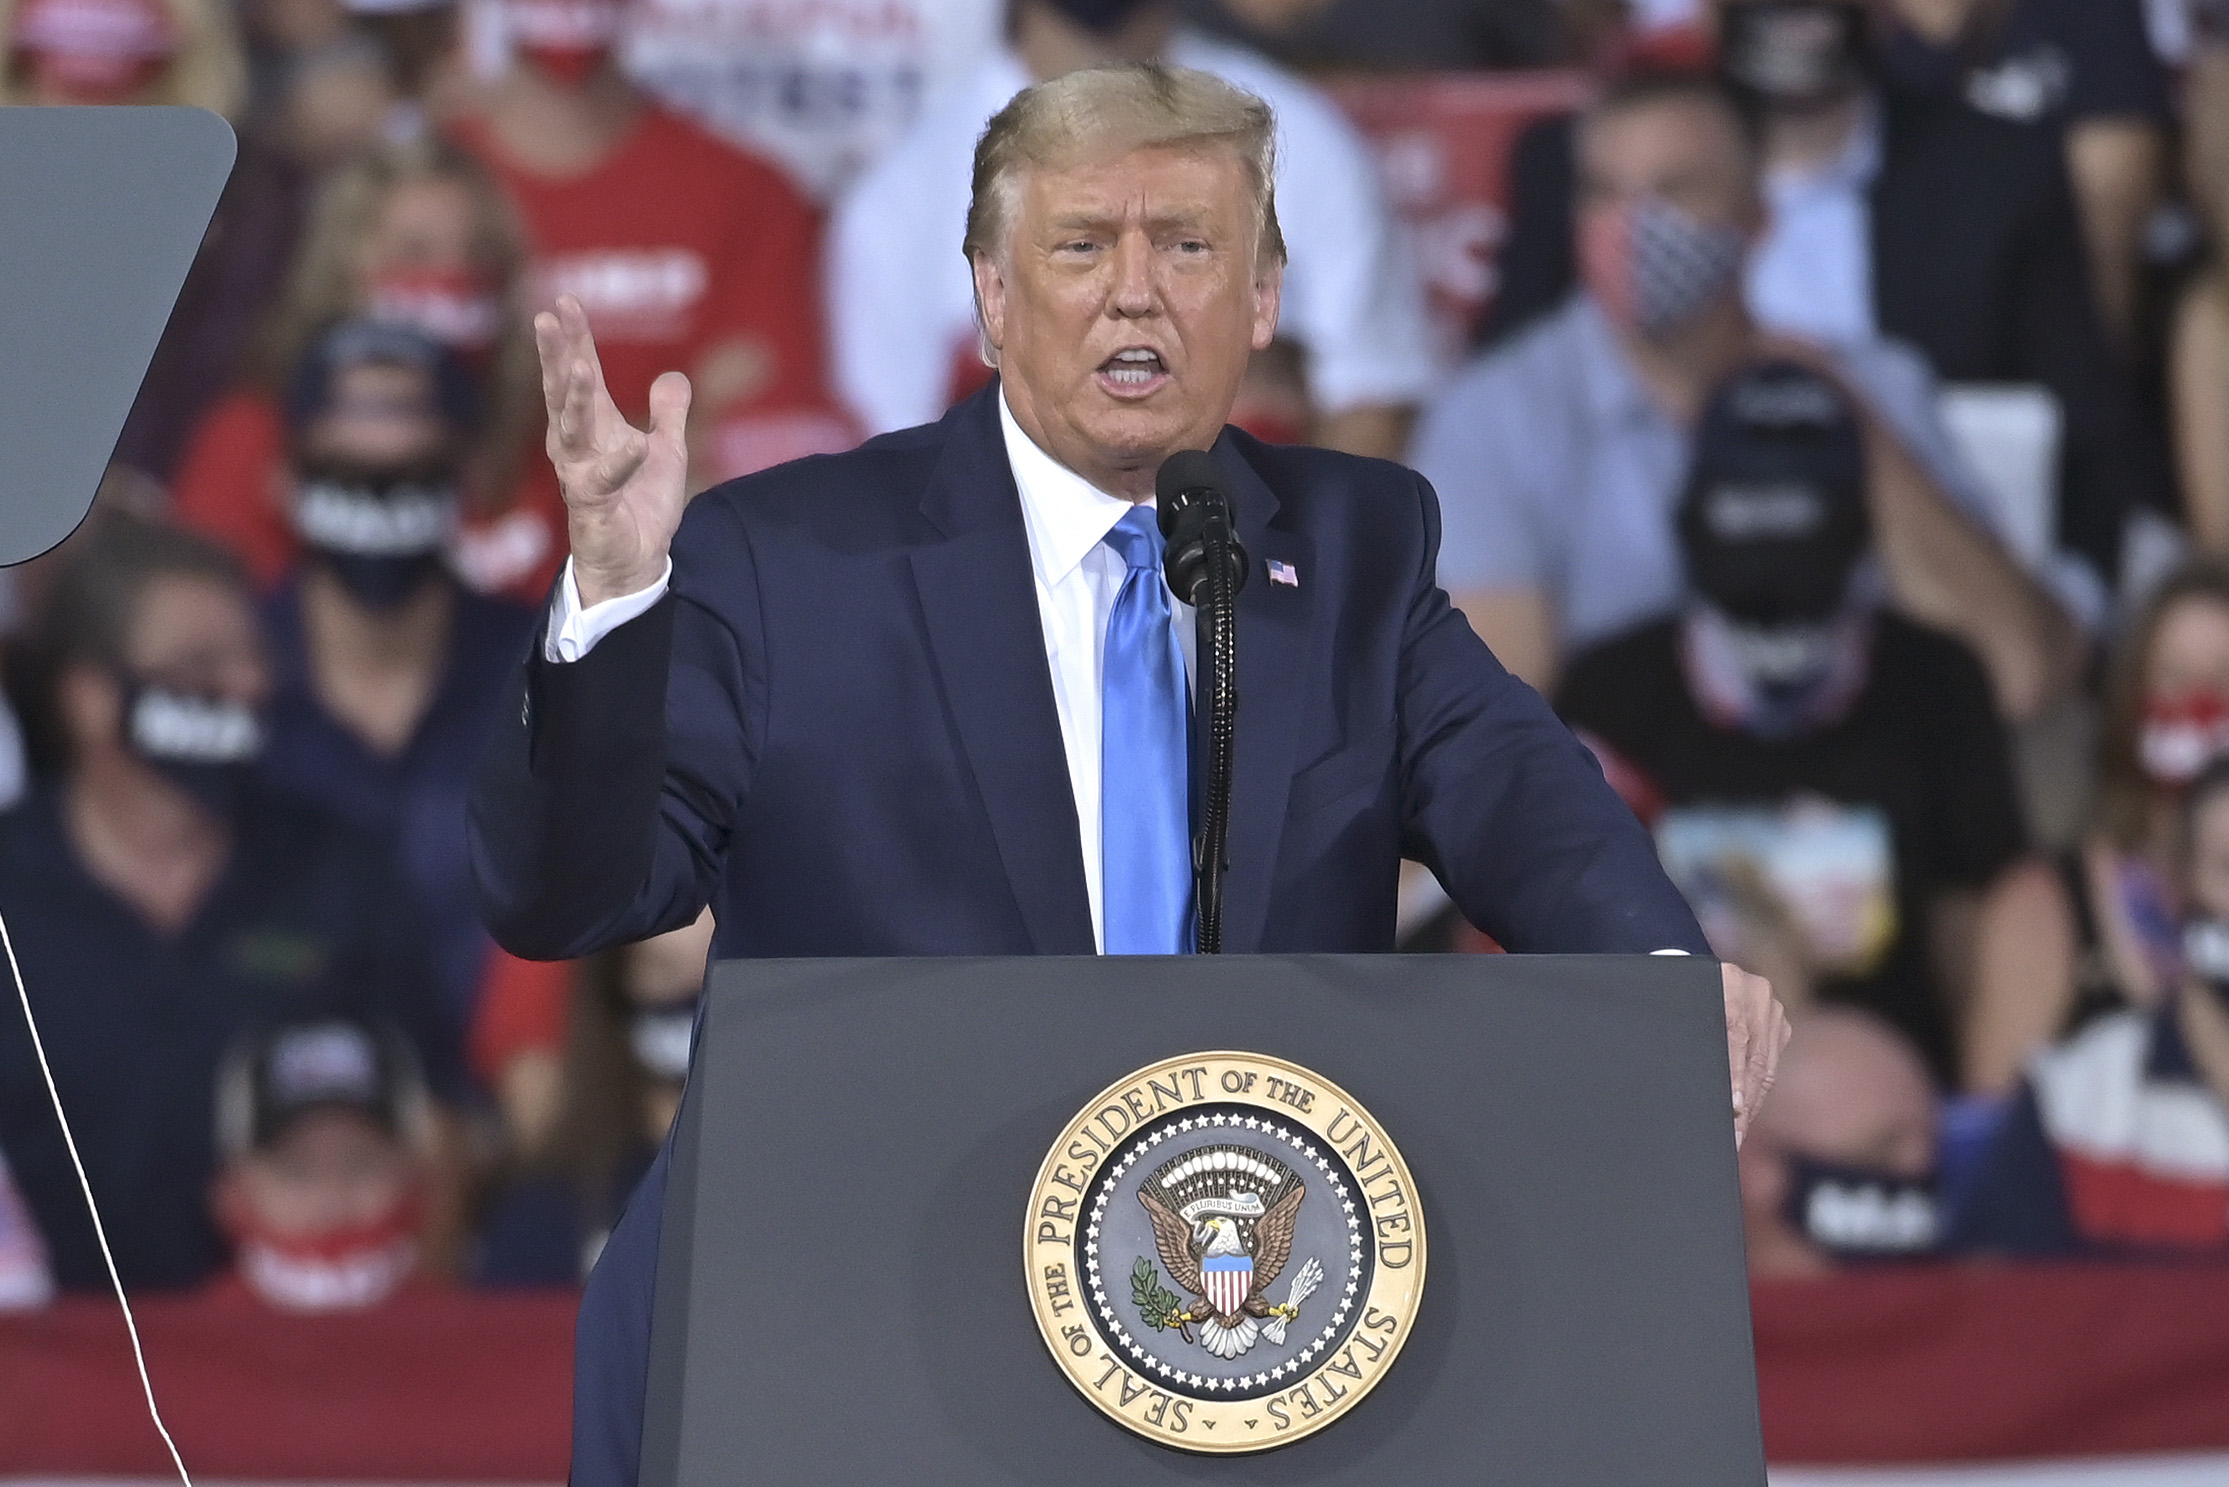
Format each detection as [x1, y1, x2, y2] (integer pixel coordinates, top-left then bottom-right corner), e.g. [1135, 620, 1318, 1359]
[1176, 240, 1209, 254]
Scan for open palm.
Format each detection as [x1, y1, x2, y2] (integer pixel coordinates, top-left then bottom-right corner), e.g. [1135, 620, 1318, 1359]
[536, 293, 693, 605]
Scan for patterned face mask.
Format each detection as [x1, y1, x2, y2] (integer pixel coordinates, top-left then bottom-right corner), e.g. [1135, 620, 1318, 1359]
[1579, 195, 1748, 341]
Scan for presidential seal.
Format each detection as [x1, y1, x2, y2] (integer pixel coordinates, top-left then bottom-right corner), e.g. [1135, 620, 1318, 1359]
[1025, 1052, 1425, 1453]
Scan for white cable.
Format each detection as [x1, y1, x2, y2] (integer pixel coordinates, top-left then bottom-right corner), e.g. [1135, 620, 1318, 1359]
[0, 901, 192, 1487]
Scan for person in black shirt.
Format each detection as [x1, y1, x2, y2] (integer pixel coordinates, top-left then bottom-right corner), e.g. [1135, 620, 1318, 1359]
[1557, 361, 2072, 1089]
[1872, 0, 2168, 346]
[1483, 9, 2166, 589]
[0, 521, 460, 1291]
[260, 320, 538, 1030]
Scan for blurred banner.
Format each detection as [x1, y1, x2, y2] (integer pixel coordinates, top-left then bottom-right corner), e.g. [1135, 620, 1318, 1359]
[3, 1264, 2228, 1480]
[1321, 70, 1592, 367]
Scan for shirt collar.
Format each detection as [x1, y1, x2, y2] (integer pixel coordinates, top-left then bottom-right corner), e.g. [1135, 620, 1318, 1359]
[999, 385, 1141, 588]
[1766, 93, 1884, 201]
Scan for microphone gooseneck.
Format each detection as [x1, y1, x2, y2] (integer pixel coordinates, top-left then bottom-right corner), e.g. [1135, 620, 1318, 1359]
[1156, 451, 1247, 954]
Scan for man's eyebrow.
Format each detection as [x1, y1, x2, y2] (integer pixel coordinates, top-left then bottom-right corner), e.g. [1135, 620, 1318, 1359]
[1039, 206, 1223, 233]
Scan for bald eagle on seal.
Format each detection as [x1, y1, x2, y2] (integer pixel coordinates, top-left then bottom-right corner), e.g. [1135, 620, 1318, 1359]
[1138, 1143, 1311, 1359]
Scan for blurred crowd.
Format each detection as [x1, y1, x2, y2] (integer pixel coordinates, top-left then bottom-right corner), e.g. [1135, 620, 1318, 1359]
[3, 0, 2229, 1313]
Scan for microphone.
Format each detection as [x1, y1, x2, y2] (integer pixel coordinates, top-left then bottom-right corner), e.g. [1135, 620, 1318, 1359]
[1154, 451, 1246, 954]
[1156, 451, 1249, 605]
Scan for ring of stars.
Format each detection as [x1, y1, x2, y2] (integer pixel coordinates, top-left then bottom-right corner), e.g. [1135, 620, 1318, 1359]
[1078, 1107, 1372, 1397]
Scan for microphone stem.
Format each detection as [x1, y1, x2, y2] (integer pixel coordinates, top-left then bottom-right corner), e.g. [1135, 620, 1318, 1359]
[1195, 527, 1238, 954]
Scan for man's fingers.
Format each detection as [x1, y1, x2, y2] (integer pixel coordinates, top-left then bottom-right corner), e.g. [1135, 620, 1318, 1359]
[555, 359, 600, 462]
[534, 310, 569, 418]
[555, 293, 613, 394]
[646, 370, 694, 457]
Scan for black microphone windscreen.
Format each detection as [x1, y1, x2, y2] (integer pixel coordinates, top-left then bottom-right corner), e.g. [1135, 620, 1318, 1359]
[1155, 450, 1224, 537]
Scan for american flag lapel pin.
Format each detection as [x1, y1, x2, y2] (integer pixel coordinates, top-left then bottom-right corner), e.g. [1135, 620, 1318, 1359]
[1267, 558, 1300, 588]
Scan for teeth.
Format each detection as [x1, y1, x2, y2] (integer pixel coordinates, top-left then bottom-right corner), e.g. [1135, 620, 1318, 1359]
[1105, 349, 1163, 387]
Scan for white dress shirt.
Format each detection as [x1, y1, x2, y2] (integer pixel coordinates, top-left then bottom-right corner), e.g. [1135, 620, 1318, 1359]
[543, 389, 1190, 952]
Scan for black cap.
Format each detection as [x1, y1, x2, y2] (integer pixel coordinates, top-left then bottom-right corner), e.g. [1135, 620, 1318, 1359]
[285, 318, 482, 438]
[1676, 359, 1870, 627]
[1039, 0, 1158, 35]
[216, 1017, 423, 1158]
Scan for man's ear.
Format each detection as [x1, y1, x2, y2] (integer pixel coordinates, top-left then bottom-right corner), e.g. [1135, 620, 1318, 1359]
[1250, 260, 1284, 354]
[970, 252, 1009, 367]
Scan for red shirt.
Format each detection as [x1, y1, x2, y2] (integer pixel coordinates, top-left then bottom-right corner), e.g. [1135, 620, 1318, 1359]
[170, 389, 570, 602]
[451, 105, 829, 424]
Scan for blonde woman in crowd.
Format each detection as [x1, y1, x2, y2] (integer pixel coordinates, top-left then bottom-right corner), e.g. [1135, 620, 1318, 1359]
[2066, 564, 2229, 1015]
[168, 135, 564, 601]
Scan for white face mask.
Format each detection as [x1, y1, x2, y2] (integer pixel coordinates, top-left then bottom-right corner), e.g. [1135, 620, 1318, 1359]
[233, 1212, 418, 1313]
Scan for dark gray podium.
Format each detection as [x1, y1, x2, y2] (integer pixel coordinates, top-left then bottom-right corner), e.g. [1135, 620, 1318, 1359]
[644, 954, 1765, 1485]
[0, 107, 235, 563]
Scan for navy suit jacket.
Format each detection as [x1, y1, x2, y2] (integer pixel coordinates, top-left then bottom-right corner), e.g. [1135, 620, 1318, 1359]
[467, 384, 1706, 1484]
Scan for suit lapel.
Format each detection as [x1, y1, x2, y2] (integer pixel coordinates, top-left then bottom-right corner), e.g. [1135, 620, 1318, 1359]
[1208, 437, 1314, 954]
[909, 390, 1097, 954]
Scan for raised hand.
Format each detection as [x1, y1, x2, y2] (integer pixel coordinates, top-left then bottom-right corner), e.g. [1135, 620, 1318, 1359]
[536, 294, 693, 605]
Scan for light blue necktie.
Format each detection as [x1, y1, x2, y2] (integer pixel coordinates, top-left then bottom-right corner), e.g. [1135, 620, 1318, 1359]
[1100, 505, 1193, 955]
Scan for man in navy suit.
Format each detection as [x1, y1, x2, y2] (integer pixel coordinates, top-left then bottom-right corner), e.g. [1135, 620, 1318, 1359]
[470, 62, 1788, 1485]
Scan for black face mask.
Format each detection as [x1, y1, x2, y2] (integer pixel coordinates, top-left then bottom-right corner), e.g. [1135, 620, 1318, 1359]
[1720, 0, 1872, 107]
[119, 680, 264, 817]
[1678, 363, 1871, 629]
[291, 460, 458, 610]
[1783, 1155, 1942, 1261]
[2183, 917, 2229, 1017]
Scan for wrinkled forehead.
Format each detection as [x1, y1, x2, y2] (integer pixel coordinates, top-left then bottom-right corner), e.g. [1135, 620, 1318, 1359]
[1007, 139, 1257, 236]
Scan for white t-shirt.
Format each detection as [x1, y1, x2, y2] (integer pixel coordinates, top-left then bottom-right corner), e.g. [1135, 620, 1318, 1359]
[621, 0, 1005, 201]
[826, 30, 1437, 435]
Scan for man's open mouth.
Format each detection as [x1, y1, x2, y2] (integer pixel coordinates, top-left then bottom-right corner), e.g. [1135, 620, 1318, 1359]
[1098, 347, 1169, 392]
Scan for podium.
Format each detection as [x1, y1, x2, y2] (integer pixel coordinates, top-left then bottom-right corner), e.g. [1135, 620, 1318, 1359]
[641, 954, 1765, 1485]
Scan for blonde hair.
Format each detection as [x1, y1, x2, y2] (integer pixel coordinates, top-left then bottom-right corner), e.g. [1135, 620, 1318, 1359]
[259, 136, 538, 500]
[0, 0, 245, 115]
[963, 62, 1286, 271]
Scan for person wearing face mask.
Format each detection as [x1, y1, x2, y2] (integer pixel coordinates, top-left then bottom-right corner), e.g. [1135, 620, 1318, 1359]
[1740, 1005, 1945, 1275]
[1556, 358, 2072, 1090]
[1412, 70, 2077, 720]
[0, 519, 460, 1293]
[447, 0, 844, 486]
[1955, 755, 2229, 1254]
[171, 138, 566, 602]
[469, 910, 713, 1286]
[1724, 0, 2166, 597]
[260, 321, 541, 1035]
[2040, 564, 2229, 1029]
[210, 1017, 433, 1312]
[1480, 2, 2166, 600]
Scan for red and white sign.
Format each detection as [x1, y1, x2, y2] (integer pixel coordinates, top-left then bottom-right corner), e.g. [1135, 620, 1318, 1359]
[1323, 71, 1594, 366]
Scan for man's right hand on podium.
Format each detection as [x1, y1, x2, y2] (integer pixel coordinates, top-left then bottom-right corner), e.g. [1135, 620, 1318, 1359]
[536, 293, 692, 607]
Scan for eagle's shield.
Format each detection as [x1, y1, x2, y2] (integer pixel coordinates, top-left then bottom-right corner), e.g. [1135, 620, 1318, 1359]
[1203, 1254, 1252, 1318]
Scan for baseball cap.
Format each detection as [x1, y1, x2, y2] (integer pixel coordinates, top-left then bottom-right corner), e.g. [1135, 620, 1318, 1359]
[284, 318, 482, 438]
[215, 1017, 425, 1158]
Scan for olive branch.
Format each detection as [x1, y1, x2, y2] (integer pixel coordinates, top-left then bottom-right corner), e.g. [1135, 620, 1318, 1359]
[1131, 1256, 1186, 1332]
